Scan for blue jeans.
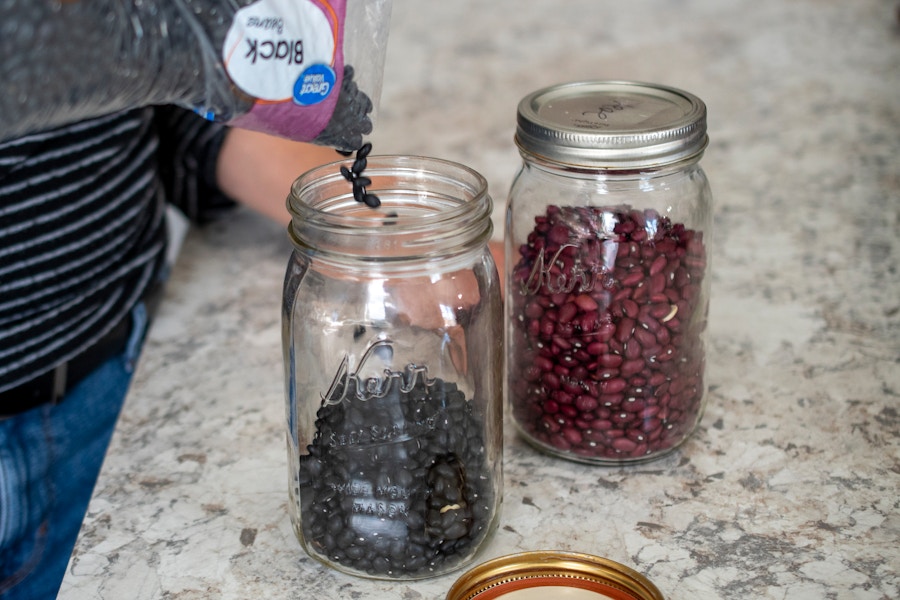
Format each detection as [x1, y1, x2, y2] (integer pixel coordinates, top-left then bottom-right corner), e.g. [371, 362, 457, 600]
[0, 303, 149, 599]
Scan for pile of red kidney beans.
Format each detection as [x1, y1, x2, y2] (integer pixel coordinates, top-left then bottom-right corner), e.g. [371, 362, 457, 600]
[509, 205, 707, 461]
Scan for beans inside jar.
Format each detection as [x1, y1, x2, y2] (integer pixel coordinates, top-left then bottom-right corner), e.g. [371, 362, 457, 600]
[296, 374, 494, 578]
[509, 205, 707, 462]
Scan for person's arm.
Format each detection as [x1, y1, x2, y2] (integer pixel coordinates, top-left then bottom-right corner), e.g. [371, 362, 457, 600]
[214, 123, 507, 281]
[216, 127, 341, 225]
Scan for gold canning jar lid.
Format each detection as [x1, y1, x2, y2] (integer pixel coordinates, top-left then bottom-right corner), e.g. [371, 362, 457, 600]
[445, 551, 665, 600]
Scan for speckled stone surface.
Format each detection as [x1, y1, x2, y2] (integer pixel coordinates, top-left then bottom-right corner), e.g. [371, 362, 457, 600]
[60, 0, 899, 598]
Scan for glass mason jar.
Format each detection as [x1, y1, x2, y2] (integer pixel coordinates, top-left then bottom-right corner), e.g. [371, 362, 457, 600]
[505, 81, 713, 465]
[282, 156, 503, 579]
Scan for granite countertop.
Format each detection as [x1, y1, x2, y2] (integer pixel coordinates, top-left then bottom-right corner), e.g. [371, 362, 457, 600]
[60, 0, 899, 598]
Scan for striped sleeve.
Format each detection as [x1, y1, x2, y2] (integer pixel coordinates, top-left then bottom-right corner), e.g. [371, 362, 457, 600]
[0, 110, 166, 394]
[152, 107, 236, 224]
[0, 107, 239, 396]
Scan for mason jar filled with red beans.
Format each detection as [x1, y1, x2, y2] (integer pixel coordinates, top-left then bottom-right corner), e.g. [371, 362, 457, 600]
[505, 80, 712, 465]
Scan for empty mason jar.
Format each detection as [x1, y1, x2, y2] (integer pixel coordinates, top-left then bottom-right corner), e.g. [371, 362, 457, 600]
[505, 81, 713, 465]
[283, 156, 503, 579]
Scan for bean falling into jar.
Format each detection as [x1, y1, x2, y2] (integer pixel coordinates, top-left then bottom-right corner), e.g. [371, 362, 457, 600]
[505, 80, 713, 465]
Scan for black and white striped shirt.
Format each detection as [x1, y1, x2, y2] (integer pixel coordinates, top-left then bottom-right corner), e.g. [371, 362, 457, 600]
[0, 107, 231, 396]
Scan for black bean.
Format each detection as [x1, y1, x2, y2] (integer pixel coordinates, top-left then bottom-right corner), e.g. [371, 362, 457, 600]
[352, 157, 368, 175]
[337, 142, 381, 208]
[296, 375, 495, 577]
[363, 193, 381, 208]
[444, 521, 469, 541]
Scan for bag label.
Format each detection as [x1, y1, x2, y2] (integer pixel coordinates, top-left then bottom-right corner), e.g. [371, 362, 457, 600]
[224, 0, 337, 104]
[222, 0, 347, 141]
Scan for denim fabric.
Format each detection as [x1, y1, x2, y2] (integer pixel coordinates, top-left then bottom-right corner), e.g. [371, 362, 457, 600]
[0, 303, 149, 599]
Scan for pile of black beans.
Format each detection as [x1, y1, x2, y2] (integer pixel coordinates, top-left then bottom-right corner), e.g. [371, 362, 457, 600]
[296, 376, 494, 578]
[0, 0, 373, 151]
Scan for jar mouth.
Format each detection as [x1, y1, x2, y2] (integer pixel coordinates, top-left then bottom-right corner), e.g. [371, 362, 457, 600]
[287, 155, 492, 260]
[290, 155, 489, 229]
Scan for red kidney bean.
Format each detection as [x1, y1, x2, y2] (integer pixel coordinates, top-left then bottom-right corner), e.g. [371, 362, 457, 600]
[524, 299, 544, 319]
[620, 359, 645, 378]
[603, 427, 627, 438]
[595, 367, 619, 380]
[562, 379, 583, 395]
[641, 345, 663, 362]
[575, 394, 599, 412]
[643, 316, 662, 334]
[624, 340, 642, 360]
[586, 341, 608, 356]
[622, 298, 639, 319]
[550, 433, 572, 451]
[656, 326, 671, 346]
[548, 225, 570, 245]
[615, 317, 636, 343]
[600, 378, 628, 394]
[550, 292, 568, 306]
[580, 312, 601, 333]
[589, 419, 613, 432]
[552, 390, 574, 405]
[542, 372, 561, 390]
[560, 404, 579, 419]
[640, 405, 661, 419]
[630, 377, 648, 389]
[649, 303, 672, 320]
[656, 345, 676, 362]
[562, 427, 583, 446]
[622, 397, 646, 413]
[633, 327, 657, 349]
[649, 255, 667, 276]
[523, 365, 542, 382]
[573, 294, 597, 312]
[621, 270, 645, 287]
[648, 372, 667, 387]
[572, 352, 592, 366]
[599, 354, 624, 368]
[558, 302, 578, 323]
[632, 282, 649, 302]
[534, 356, 554, 372]
[611, 437, 638, 453]
[649, 272, 666, 295]
[599, 393, 624, 407]
[510, 205, 707, 462]
[540, 414, 561, 433]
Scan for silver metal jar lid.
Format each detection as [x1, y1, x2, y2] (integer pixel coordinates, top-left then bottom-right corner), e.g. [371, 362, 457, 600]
[515, 80, 708, 169]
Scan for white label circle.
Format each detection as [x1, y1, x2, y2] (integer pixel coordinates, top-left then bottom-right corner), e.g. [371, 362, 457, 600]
[223, 0, 336, 101]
